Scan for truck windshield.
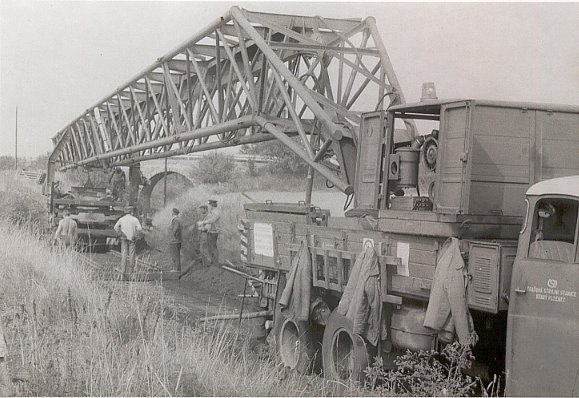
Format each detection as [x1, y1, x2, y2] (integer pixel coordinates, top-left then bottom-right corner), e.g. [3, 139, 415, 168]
[528, 198, 579, 263]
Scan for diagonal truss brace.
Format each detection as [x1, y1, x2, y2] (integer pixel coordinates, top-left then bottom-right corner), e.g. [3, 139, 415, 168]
[49, 7, 415, 196]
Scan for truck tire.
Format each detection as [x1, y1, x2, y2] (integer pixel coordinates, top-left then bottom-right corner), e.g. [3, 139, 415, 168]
[278, 318, 320, 374]
[322, 310, 373, 382]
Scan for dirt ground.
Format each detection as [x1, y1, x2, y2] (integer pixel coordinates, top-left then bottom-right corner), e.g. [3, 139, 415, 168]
[88, 250, 255, 322]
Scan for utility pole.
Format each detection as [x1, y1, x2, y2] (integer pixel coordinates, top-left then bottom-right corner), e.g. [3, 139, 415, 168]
[163, 157, 168, 206]
[14, 106, 18, 170]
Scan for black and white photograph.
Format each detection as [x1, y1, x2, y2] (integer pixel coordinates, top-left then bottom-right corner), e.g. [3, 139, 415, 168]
[0, 1, 578, 396]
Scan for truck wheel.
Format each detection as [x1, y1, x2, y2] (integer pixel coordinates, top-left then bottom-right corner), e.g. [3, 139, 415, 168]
[278, 318, 320, 374]
[322, 311, 373, 382]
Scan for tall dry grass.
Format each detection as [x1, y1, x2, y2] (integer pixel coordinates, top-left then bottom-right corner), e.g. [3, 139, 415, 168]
[0, 171, 356, 396]
[0, 172, 47, 229]
[0, 222, 359, 396]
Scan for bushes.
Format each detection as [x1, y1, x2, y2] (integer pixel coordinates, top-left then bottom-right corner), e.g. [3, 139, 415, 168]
[240, 140, 309, 176]
[364, 342, 483, 397]
[0, 172, 47, 230]
[195, 152, 236, 184]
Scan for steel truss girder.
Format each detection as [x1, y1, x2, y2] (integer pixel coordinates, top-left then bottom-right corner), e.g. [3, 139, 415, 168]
[50, 7, 414, 194]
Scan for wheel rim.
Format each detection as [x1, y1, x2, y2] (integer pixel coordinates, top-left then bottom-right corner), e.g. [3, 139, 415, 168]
[279, 319, 300, 369]
[331, 329, 355, 380]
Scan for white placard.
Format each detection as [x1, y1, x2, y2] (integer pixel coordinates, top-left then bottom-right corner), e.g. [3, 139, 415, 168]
[77, 212, 105, 223]
[363, 238, 374, 248]
[253, 222, 274, 257]
[396, 242, 410, 276]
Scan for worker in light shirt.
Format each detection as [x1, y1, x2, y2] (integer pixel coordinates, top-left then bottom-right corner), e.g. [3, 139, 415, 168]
[201, 199, 221, 267]
[114, 206, 143, 280]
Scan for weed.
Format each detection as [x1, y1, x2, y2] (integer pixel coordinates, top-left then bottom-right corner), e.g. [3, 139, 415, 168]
[364, 342, 479, 397]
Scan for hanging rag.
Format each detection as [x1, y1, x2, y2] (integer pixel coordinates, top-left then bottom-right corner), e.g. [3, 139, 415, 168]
[278, 242, 312, 322]
[337, 247, 386, 346]
[423, 238, 478, 346]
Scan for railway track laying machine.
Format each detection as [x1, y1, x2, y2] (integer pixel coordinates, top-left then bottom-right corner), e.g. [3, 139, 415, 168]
[46, 8, 579, 396]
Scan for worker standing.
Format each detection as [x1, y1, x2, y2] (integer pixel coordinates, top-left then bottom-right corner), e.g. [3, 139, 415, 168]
[197, 204, 210, 267]
[114, 206, 142, 280]
[109, 167, 126, 202]
[0, 320, 12, 397]
[53, 208, 78, 249]
[168, 208, 182, 273]
[201, 199, 221, 267]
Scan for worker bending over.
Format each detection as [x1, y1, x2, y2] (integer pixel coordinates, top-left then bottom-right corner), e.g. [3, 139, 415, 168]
[114, 206, 143, 280]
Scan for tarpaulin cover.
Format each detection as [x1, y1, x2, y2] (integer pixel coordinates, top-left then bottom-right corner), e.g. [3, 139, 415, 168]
[424, 238, 478, 346]
[278, 242, 312, 322]
[337, 247, 386, 346]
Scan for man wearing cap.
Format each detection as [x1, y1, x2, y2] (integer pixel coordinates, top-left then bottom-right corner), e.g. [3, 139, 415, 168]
[196, 204, 210, 267]
[114, 206, 143, 280]
[53, 208, 78, 249]
[201, 199, 221, 266]
[168, 208, 183, 273]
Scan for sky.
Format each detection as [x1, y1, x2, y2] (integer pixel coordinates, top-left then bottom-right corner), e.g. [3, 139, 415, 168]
[1, 1, 578, 158]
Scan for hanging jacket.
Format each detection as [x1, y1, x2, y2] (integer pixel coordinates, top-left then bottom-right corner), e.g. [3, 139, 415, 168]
[337, 247, 386, 346]
[423, 238, 478, 346]
[278, 243, 312, 322]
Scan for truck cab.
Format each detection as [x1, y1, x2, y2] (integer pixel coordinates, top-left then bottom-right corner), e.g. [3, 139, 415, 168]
[505, 176, 579, 396]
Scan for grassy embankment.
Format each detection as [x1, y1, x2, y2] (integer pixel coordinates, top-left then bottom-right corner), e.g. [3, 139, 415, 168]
[0, 172, 356, 396]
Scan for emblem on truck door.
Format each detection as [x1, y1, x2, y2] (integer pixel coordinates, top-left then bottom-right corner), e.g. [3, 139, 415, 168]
[547, 279, 557, 289]
[363, 238, 374, 248]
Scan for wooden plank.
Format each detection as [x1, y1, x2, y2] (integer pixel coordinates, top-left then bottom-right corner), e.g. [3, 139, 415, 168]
[408, 263, 435, 279]
[390, 275, 431, 301]
[337, 251, 344, 287]
[311, 241, 319, 284]
[323, 249, 330, 289]
[409, 247, 437, 266]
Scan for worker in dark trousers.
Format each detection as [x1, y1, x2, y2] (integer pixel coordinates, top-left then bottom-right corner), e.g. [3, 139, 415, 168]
[169, 208, 182, 273]
[114, 206, 142, 280]
[197, 204, 210, 267]
[201, 199, 221, 266]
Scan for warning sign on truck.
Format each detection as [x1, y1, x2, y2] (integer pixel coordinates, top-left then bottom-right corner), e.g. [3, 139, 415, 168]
[253, 222, 274, 257]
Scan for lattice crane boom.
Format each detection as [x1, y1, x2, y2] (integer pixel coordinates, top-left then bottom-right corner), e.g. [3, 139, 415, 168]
[48, 7, 414, 195]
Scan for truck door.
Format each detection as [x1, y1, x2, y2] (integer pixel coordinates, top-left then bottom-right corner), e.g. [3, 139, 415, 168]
[354, 112, 388, 209]
[506, 195, 579, 396]
[436, 102, 472, 214]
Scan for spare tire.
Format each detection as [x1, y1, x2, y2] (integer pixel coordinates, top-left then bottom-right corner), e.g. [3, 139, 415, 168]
[322, 310, 374, 382]
[278, 317, 320, 374]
